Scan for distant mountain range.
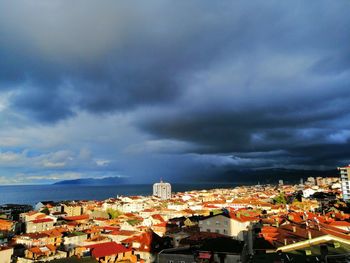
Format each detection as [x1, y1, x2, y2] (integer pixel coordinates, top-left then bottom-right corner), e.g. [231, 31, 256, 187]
[53, 168, 339, 185]
[53, 176, 126, 185]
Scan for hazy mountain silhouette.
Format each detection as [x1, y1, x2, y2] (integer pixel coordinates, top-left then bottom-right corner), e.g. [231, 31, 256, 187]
[53, 176, 126, 185]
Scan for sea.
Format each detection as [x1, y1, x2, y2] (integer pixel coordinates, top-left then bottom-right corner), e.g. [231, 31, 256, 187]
[0, 183, 242, 206]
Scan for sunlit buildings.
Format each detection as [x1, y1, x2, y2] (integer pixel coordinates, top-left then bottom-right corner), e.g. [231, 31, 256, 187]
[153, 180, 171, 200]
[339, 165, 350, 200]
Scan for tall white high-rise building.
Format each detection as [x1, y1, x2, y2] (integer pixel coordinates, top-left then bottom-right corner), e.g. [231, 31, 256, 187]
[153, 180, 171, 200]
[339, 165, 350, 200]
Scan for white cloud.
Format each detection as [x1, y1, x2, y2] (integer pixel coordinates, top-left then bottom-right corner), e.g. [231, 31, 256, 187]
[95, 159, 110, 166]
[0, 172, 83, 185]
[25, 172, 82, 181]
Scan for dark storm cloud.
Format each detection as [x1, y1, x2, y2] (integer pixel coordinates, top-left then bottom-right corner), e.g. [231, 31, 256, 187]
[139, 97, 350, 151]
[13, 84, 76, 122]
[0, 0, 350, 174]
[1, 1, 346, 118]
[0, 1, 257, 121]
[139, 92, 350, 169]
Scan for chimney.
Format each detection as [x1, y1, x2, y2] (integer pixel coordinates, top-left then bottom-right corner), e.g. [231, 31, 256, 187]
[292, 226, 296, 232]
[308, 231, 312, 240]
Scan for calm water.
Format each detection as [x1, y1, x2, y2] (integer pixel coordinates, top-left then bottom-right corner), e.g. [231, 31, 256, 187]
[0, 183, 239, 206]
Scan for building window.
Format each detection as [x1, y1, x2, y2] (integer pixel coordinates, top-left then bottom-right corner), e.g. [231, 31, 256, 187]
[168, 261, 174, 263]
[207, 229, 211, 232]
[224, 221, 228, 226]
[215, 221, 220, 226]
[207, 221, 210, 225]
[215, 229, 220, 233]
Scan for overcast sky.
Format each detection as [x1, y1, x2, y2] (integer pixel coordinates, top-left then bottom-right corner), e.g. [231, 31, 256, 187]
[0, 1, 349, 184]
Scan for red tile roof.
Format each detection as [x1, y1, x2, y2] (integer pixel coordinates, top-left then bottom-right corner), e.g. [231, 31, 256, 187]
[153, 222, 167, 227]
[229, 212, 258, 223]
[124, 213, 137, 217]
[29, 247, 42, 254]
[35, 214, 47, 219]
[31, 218, 54, 224]
[0, 219, 14, 231]
[122, 231, 153, 252]
[322, 227, 350, 240]
[260, 220, 350, 248]
[142, 208, 155, 212]
[109, 230, 137, 236]
[99, 226, 120, 232]
[27, 211, 39, 216]
[151, 214, 165, 222]
[63, 214, 89, 221]
[287, 212, 304, 223]
[46, 244, 56, 251]
[329, 221, 350, 227]
[85, 241, 131, 258]
[94, 217, 107, 221]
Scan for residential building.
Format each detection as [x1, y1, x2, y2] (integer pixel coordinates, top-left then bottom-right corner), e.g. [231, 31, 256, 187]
[0, 204, 32, 221]
[64, 232, 88, 250]
[3, 174, 350, 262]
[63, 203, 83, 217]
[153, 180, 171, 200]
[339, 165, 350, 200]
[21, 245, 67, 262]
[16, 233, 52, 247]
[35, 201, 56, 211]
[198, 212, 257, 241]
[78, 241, 137, 262]
[26, 218, 55, 233]
[20, 211, 46, 222]
[158, 237, 245, 263]
[302, 188, 316, 198]
[306, 177, 316, 186]
[0, 246, 13, 263]
[0, 219, 14, 232]
[257, 222, 350, 259]
[121, 231, 164, 263]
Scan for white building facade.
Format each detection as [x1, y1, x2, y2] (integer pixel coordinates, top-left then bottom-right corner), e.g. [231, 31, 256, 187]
[339, 166, 350, 200]
[153, 180, 171, 200]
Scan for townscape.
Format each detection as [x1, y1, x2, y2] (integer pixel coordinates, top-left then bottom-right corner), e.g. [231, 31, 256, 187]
[1, 167, 350, 263]
[1, 1, 349, 262]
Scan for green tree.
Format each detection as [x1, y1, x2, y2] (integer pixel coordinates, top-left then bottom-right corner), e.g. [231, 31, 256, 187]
[106, 208, 122, 219]
[273, 192, 287, 204]
[41, 207, 50, 215]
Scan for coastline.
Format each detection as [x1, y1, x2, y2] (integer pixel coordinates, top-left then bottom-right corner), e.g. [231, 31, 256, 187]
[0, 182, 244, 206]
